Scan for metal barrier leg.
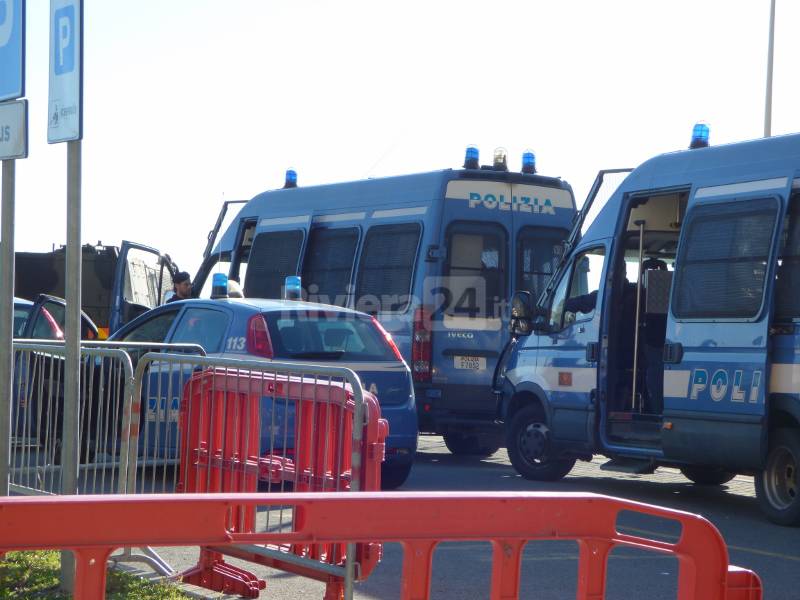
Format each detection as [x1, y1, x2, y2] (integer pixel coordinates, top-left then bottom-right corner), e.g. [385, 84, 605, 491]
[110, 546, 176, 577]
[181, 548, 265, 598]
[400, 540, 436, 600]
[490, 539, 525, 600]
[576, 538, 613, 600]
[73, 547, 113, 598]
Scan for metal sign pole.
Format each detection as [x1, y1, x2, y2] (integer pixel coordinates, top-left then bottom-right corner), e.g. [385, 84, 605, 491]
[61, 139, 81, 497]
[0, 160, 15, 496]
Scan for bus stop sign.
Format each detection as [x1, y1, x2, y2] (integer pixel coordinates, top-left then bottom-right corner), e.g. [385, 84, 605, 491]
[0, 0, 25, 102]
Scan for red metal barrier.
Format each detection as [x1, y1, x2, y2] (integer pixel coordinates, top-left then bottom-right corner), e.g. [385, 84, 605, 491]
[175, 368, 387, 597]
[0, 492, 761, 600]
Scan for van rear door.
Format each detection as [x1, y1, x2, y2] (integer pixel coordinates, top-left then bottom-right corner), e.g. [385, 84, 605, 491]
[435, 180, 514, 420]
[662, 177, 792, 469]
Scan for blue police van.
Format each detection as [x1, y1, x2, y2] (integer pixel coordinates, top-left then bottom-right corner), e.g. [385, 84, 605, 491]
[134, 148, 575, 456]
[495, 126, 800, 525]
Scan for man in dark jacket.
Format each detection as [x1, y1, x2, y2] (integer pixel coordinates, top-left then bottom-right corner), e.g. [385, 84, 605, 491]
[167, 271, 192, 303]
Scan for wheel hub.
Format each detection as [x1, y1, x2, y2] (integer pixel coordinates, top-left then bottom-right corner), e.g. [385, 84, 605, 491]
[766, 446, 797, 510]
[519, 423, 548, 462]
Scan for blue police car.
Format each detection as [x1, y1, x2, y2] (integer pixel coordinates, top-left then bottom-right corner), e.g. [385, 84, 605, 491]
[108, 287, 418, 489]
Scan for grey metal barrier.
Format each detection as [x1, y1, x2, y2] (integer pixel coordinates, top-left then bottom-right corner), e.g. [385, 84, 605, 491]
[125, 352, 375, 599]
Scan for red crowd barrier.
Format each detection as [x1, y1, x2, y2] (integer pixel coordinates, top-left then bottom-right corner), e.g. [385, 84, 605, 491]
[0, 492, 761, 600]
[175, 368, 387, 597]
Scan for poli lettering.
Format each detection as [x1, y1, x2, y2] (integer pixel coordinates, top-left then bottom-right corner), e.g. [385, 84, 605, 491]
[468, 192, 555, 215]
[689, 368, 761, 403]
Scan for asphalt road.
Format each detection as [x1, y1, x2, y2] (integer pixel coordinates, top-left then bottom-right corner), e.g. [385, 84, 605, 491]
[134, 435, 800, 599]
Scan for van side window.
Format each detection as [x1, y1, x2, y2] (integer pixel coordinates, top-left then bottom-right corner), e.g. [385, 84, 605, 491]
[547, 247, 605, 330]
[244, 230, 304, 299]
[776, 192, 800, 320]
[445, 223, 506, 318]
[672, 198, 778, 319]
[302, 227, 359, 307]
[355, 223, 421, 314]
[517, 227, 567, 299]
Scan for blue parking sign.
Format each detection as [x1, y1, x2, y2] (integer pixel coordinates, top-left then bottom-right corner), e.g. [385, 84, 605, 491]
[0, 0, 25, 102]
[48, 0, 81, 143]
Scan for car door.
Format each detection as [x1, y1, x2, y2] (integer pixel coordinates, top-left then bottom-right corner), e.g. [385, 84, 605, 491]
[536, 244, 608, 449]
[142, 304, 232, 459]
[109, 241, 177, 334]
[662, 176, 792, 469]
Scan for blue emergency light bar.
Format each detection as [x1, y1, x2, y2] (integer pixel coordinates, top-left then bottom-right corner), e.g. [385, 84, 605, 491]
[463, 146, 479, 169]
[284, 169, 298, 188]
[284, 275, 302, 300]
[211, 273, 229, 299]
[689, 122, 710, 149]
[522, 150, 536, 174]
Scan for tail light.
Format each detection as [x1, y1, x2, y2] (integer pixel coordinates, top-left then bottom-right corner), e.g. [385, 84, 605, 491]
[246, 314, 273, 358]
[412, 306, 432, 382]
[371, 317, 404, 362]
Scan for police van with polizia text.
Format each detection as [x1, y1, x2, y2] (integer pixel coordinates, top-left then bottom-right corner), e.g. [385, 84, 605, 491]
[495, 125, 800, 525]
[110, 148, 577, 457]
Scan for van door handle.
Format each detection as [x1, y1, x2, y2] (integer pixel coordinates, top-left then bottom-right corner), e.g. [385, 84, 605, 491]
[586, 342, 599, 363]
[663, 342, 683, 364]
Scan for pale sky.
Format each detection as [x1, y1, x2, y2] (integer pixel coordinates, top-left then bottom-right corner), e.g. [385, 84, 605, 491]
[6, 0, 800, 277]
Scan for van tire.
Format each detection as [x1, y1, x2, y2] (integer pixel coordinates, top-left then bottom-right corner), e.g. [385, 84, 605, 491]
[381, 463, 413, 490]
[755, 428, 800, 526]
[507, 404, 575, 481]
[680, 466, 736, 486]
[442, 431, 500, 457]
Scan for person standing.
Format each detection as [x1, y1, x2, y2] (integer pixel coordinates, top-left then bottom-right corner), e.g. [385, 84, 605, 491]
[167, 271, 192, 303]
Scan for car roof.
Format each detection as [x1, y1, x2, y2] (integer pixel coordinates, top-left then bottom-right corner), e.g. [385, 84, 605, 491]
[13, 297, 33, 307]
[187, 297, 370, 317]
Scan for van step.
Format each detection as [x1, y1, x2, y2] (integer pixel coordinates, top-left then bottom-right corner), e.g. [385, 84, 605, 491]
[600, 458, 656, 475]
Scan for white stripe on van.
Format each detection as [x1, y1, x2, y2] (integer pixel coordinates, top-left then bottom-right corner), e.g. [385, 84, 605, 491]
[372, 207, 428, 219]
[663, 370, 691, 398]
[259, 215, 310, 227]
[276, 359, 408, 373]
[769, 363, 800, 394]
[442, 315, 502, 331]
[312, 212, 367, 223]
[695, 177, 788, 199]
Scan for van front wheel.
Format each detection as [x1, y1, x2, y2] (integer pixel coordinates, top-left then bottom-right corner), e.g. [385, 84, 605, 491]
[443, 431, 500, 457]
[680, 466, 736, 486]
[755, 428, 800, 526]
[507, 404, 575, 481]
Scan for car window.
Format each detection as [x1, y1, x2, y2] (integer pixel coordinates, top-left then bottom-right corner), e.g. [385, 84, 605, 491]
[121, 310, 180, 343]
[13, 305, 31, 337]
[264, 311, 397, 362]
[171, 307, 230, 353]
[29, 306, 64, 340]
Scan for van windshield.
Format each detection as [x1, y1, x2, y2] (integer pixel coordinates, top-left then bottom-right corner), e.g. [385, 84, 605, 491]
[263, 311, 398, 362]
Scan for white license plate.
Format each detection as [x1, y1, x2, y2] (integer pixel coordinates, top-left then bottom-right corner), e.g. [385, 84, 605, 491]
[454, 356, 486, 371]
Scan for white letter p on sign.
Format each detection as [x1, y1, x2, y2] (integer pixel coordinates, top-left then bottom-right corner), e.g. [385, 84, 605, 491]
[58, 15, 71, 67]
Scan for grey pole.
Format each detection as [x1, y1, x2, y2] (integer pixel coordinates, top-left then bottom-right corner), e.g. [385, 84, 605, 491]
[0, 160, 16, 496]
[764, 0, 776, 138]
[60, 139, 81, 592]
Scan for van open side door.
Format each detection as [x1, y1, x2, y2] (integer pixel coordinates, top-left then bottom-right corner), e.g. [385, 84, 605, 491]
[109, 241, 176, 334]
[662, 176, 793, 469]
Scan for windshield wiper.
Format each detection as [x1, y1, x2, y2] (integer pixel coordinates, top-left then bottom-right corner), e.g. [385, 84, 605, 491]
[287, 351, 346, 360]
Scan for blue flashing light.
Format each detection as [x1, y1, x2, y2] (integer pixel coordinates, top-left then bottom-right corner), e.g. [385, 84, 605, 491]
[463, 146, 479, 169]
[284, 168, 298, 188]
[211, 273, 229, 299]
[689, 122, 710, 149]
[522, 150, 536, 174]
[284, 275, 302, 300]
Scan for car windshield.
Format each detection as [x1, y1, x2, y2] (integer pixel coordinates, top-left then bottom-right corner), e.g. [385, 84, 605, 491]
[263, 310, 397, 362]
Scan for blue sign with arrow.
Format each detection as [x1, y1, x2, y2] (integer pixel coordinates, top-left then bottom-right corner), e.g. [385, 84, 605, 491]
[0, 0, 24, 102]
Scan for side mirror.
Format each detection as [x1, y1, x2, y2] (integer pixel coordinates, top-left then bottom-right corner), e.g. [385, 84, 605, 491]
[510, 292, 534, 336]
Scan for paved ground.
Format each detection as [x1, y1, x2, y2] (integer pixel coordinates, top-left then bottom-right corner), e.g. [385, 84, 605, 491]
[123, 435, 800, 599]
